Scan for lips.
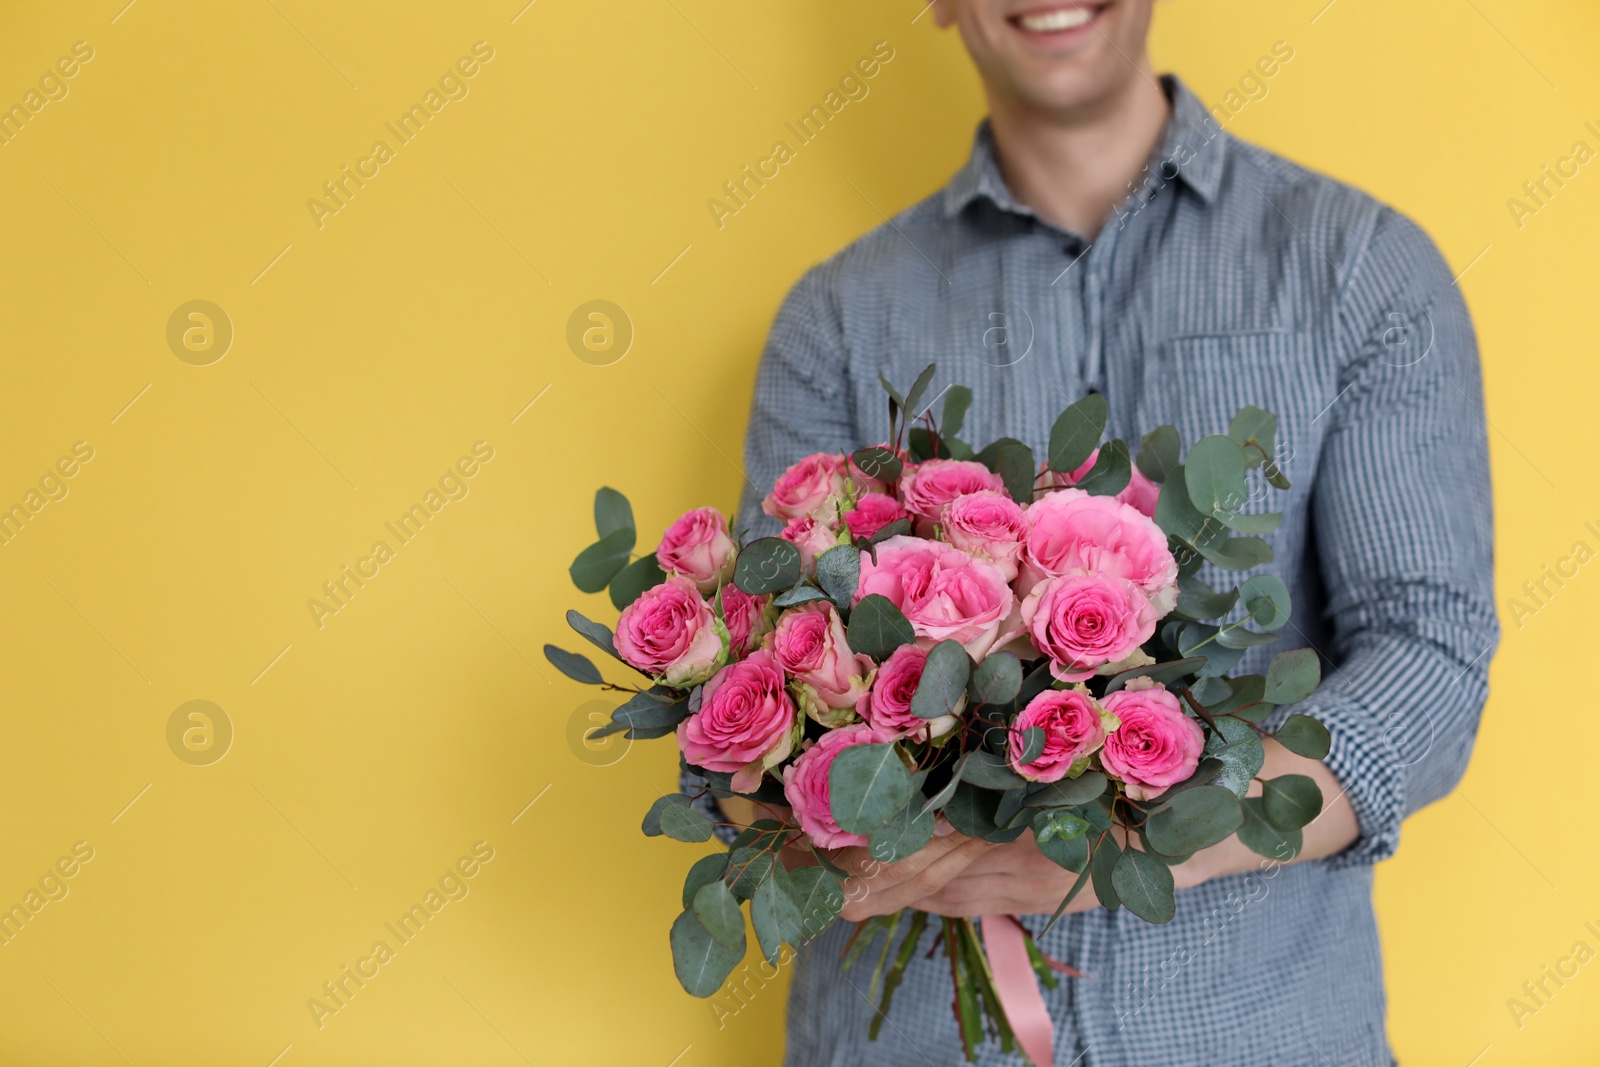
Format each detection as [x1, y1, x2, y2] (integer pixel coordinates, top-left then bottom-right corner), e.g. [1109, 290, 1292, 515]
[1009, 3, 1107, 37]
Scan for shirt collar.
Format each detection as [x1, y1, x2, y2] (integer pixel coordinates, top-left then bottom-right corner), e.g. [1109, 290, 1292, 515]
[941, 74, 1227, 222]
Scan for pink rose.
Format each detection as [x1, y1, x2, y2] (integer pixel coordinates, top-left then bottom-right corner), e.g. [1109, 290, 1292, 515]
[782, 723, 890, 849]
[1007, 687, 1107, 782]
[1019, 488, 1178, 612]
[770, 601, 874, 726]
[718, 584, 771, 657]
[1099, 680, 1204, 800]
[614, 576, 728, 687]
[942, 490, 1028, 582]
[779, 515, 841, 571]
[1020, 574, 1157, 682]
[763, 453, 848, 524]
[897, 459, 1006, 525]
[677, 650, 799, 792]
[855, 536, 1018, 658]
[656, 507, 735, 592]
[856, 644, 961, 742]
[1034, 452, 1162, 519]
[844, 492, 910, 542]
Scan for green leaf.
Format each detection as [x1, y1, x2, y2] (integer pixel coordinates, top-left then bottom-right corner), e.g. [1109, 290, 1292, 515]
[773, 584, 830, 608]
[1176, 577, 1238, 620]
[863, 518, 912, 548]
[543, 644, 602, 685]
[1260, 774, 1323, 831]
[787, 866, 845, 939]
[1111, 847, 1176, 924]
[752, 867, 802, 963]
[907, 427, 946, 463]
[570, 527, 636, 594]
[851, 446, 903, 485]
[612, 688, 690, 732]
[878, 371, 906, 410]
[1144, 785, 1243, 856]
[1033, 815, 1091, 872]
[609, 553, 666, 611]
[967, 652, 1022, 706]
[1238, 575, 1291, 631]
[733, 537, 803, 595]
[1222, 510, 1282, 535]
[1215, 626, 1280, 650]
[984, 440, 1036, 506]
[1103, 656, 1207, 693]
[1032, 807, 1090, 844]
[1074, 439, 1132, 497]
[1264, 649, 1320, 705]
[1135, 425, 1181, 484]
[1239, 797, 1303, 860]
[670, 908, 742, 997]
[593, 487, 635, 543]
[1154, 467, 1228, 548]
[1275, 714, 1331, 760]
[902, 363, 938, 419]
[1203, 716, 1266, 796]
[911, 639, 971, 720]
[1199, 536, 1274, 571]
[642, 793, 688, 836]
[959, 750, 1028, 791]
[565, 609, 619, 659]
[727, 848, 777, 901]
[869, 799, 937, 862]
[692, 879, 745, 949]
[942, 386, 973, 439]
[944, 781, 1027, 842]
[661, 797, 715, 843]
[1227, 406, 1277, 468]
[846, 595, 916, 660]
[1184, 435, 1250, 520]
[682, 853, 730, 909]
[1022, 770, 1108, 808]
[816, 546, 861, 611]
[1017, 727, 1046, 766]
[918, 755, 967, 816]
[1048, 393, 1108, 473]
[1090, 835, 1122, 912]
[829, 743, 913, 835]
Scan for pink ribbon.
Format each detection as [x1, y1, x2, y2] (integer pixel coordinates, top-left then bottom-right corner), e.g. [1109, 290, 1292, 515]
[981, 915, 1054, 1067]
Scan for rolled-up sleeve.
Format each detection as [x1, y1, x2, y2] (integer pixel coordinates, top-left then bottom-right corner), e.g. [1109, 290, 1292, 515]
[1308, 209, 1500, 867]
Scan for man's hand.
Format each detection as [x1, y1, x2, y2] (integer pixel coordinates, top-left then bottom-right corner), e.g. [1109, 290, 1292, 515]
[831, 738, 1361, 919]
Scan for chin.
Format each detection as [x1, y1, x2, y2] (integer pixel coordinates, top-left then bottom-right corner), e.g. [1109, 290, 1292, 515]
[953, 0, 1155, 116]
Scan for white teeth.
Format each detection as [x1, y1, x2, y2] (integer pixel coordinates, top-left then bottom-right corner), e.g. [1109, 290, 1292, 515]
[1018, 7, 1093, 32]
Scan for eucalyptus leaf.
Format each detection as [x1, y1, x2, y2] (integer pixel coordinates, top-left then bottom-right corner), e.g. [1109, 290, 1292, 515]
[903, 363, 938, 419]
[869, 800, 937, 863]
[1239, 797, 1303, 861]
[787, 866, 845, 939]
[1238, 574, 1291, 631]
[670, 908, 742, 997]
[1090, 835, 1122, 912]
[1074, 439, 1132, 497]
[1104, 656, 1208, 693]
[816, 546, 861, 610]
[1135, 425, 1181, 483]
[593, 487, 635, 543]
[1215, 626, 1281, 650]
[609, 553, 666, 611]
[942, 386, 974, 439]
[830, 743, 913, 835]
[1203, 716, 1266, 796]
[1185, 435, 1250, 520]
[752, 867, 802, 963]
[733, 537, 803, 595]
[851, 446, 904, 486]
[693, 880, 745, 949]
[911, 639, 971, 720]
[1112, 848, 1176, 924]
[1034, 816, 1091, 872]
[960, 750, 1028, 791]
[1275, 714, 1331, 760]
[1260, 774, 1323, 831]
[1265, 649, 1320, 705]
[1176, 577, 1238, 620]
[1022, 770, 1108, 808]
[1199, 536, 1274, 572]
[570, 527, 636, 594]
[773, 584, 831, 608]
[565, 609, 619, 659]
[661, 798, 715, 843]
[543, 644, 602, 685]
[1144, 785, 1243, 856]
[846, 595, 916, 660]
[1018, 727, 1046, 766]
[1048, 393, 1108, 473]
[1227, 406, 1277, 468]
[968, 652, 1023, 706]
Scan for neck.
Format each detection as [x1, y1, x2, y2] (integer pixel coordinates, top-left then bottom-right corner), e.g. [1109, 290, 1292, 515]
[985, 68, 1171, 239]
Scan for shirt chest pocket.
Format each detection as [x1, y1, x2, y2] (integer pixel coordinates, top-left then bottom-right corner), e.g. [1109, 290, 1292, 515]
[1132, 331, 1328, 500]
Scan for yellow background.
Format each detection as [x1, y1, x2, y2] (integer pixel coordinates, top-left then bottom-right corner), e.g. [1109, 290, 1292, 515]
[0, 0, 1595, 1063]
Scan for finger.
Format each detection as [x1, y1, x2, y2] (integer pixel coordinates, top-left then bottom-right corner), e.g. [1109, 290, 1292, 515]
[840, 837, 993, 920]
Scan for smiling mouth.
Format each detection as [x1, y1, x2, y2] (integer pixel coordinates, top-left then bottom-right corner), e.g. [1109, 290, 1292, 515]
[1009, 3, 1108, 37]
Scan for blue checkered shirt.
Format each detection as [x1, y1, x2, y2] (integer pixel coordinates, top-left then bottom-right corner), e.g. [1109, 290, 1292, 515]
[696, 75, 1497, 1066]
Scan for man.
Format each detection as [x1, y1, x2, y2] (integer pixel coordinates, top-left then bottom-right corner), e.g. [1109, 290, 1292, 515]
[721, 1, 1498, 1062]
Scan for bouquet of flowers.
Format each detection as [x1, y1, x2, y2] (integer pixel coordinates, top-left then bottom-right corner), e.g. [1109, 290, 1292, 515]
[547, 364, 1330, 1062]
